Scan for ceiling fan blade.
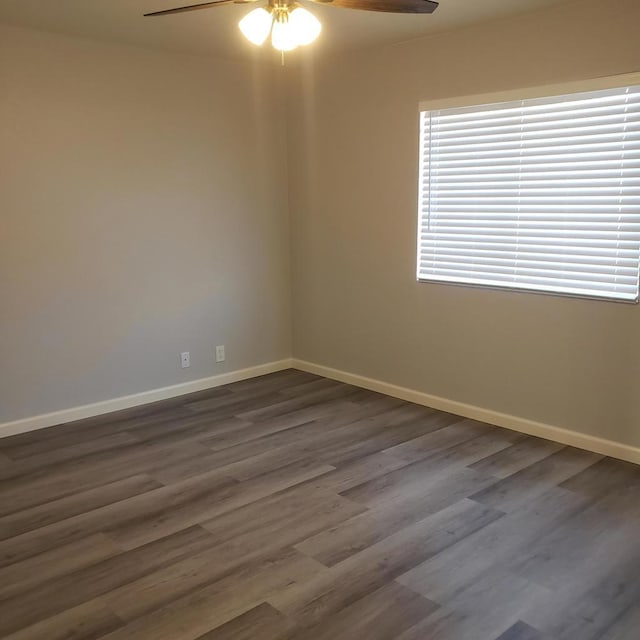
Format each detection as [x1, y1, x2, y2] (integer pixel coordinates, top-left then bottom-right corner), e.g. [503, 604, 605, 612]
[144, 0, 257, 17]
[309, 0, 438, 13]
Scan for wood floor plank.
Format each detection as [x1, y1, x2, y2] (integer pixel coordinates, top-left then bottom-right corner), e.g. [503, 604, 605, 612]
[193, 603, 292, 640]
[396, 604, 551, 640]
[284, 581, 439, 640]
[269, 499, 503, 627]
[0, 474, 162, 542]
[182, 390, 296, 419]
[277, 377, 346, 398]
[0, 526, 218, 636]
[559, 456, 640, 498]
[198, 399, 353, 455]
[0, 405, 189, 452]
[339, 449, 491, 508]
[427, 564, 551, 631]
[521, 553, 640, 640]
[296, 466, 496, 566]
[97, 548, 325, 640]
[218, 369, 320, 396]
[382, 417, 487, 462]
[185, 380, 355, 423]
[494, 621, 554, 640]
[200, 399, 421, 464]
[235, 382, 361, 422]
[397, 486, 589, 605]
[419, 427, 524, 468]
[0, 533, 121, 601]
[140, 443, 248, 484]
[0, 430, 151, 484]
[106, 458, 333, 550]
[222, 446, 325, 482]
[509, 490, 640, 593]
[469, 436, 564, 478]
[0, 453, 16, 483]
[192, 402, 414, 483]
[163, 426, 323, 479]
[98, 538, 320, 622]
[597, 602, 640, 640]
[199, 485, 366, 554]
[1, 431, 138, 468]
[311, 415, 453, 467]
[0, 467, 237, 564]
[2, 600, 123, 640]
[470, 446, 602, 512]
[0, 370, 636, 640]
[300, 450, 413, 494]
[394, 607, 486, 640]
[0, 440, 217, 517]
[98, 489, 363, 623]
[124, 415, 253, 448]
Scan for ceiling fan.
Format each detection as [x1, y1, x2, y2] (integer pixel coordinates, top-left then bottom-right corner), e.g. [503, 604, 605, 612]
[145, 0, 439, 54]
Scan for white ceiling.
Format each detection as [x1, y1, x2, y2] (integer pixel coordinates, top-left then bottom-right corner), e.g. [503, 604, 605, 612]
[0, 0, 574, 62]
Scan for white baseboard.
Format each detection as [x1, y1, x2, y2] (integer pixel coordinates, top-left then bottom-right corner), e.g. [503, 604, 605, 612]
[0, 359, 294, 439]
[4, 356, 638, 466]
[292, 359, 640, 465]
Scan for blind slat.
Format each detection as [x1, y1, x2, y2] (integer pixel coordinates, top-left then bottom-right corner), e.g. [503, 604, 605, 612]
[432, 101, 640, 130]
[433, 91, 640, 122]
[418, 252, 639, 275]
[427, 157, 640, 171]
[426, 142, 640, 161]
[419, 234, 640, 249]
[431, 125, 640, 149]
[432, 111, 640, 137]
[419, 244, 640, 259]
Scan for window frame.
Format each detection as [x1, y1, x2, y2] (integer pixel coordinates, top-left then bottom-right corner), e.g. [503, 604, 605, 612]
[416, 72, 640, 304]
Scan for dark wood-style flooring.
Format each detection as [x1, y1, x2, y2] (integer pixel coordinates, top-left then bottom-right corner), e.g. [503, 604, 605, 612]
[0, 369, 639, 640]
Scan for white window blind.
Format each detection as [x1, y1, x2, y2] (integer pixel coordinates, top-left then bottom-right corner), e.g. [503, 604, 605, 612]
[417, 85, 640, 302]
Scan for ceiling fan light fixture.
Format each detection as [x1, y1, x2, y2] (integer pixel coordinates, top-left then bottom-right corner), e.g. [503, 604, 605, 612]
[147, 1, 440, 54]
[238, 7, 273, 46]
[289, 7, 322, 46]
[271, 14, 299, 52]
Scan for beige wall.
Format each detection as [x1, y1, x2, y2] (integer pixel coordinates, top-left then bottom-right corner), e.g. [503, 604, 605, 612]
[0, 25, 291, 422]
[286, 0, 640, 448]
[2, 0, 640, 450]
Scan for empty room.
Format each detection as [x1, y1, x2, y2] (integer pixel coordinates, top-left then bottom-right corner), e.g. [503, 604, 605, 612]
[1, 0, 639, 638]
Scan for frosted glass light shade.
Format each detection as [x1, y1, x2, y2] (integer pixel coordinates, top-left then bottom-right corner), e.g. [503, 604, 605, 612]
[271, 18, 298, 52]
[239, 8, 273, 46]
[289, 7, 321, 46]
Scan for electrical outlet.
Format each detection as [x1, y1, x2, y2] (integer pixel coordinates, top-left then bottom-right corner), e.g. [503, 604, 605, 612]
[181, 352, 190, 369]
[215, 345, 226, 363]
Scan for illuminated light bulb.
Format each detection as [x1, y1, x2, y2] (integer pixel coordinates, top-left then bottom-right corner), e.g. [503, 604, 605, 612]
[289, 7, 321, 46]
[271, 16, 298, 52]
[239, 8, 273, 46]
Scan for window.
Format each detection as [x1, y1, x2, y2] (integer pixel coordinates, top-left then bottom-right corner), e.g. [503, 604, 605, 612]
[417, 83, 640, 302]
